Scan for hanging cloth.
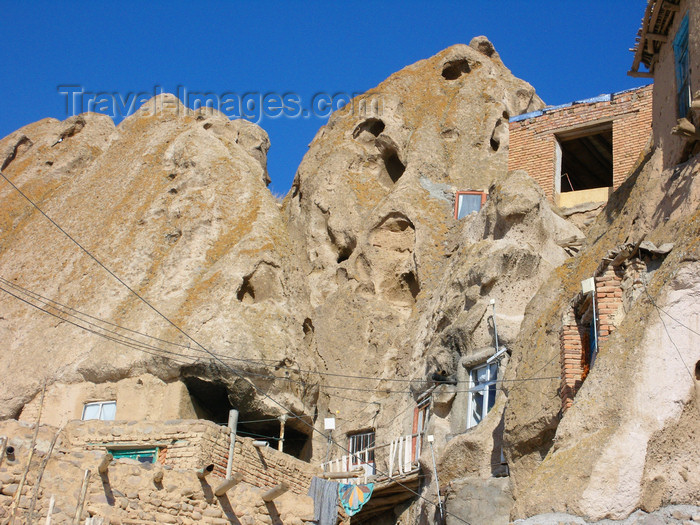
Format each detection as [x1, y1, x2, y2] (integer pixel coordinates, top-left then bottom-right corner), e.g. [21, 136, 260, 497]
[338, 483, 374, 517]
[308, 477, 339, 525]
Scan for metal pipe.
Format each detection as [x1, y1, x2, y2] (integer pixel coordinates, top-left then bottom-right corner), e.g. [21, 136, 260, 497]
[591, 283, 599, 367]
[252, 440, 269, 448]
[225, 409, 239, 480]
[428, 437, 444, 522]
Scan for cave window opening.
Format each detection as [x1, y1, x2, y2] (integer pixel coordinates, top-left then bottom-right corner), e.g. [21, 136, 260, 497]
[454, 191, 487, 219]
[82, 400, 116, 421]
[348, 430, 376, 473]
[556, 124, 613, 194]
[466, 362, 497, 429]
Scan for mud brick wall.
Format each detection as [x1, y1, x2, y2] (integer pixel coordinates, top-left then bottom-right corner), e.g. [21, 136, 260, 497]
[560, 265, 625, 411]
[230, 438, 320, 496]
[509, 84, 653, 200]
[64, 419, 228, 472]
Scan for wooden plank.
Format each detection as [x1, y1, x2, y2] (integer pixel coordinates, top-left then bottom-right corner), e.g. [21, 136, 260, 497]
[631, 0, 655, 73]
[261, 483, 289, 502]
[72, 469, 91, 525]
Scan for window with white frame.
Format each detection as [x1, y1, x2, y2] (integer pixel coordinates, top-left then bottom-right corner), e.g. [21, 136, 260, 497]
[467, 362, 497, 429]
[454, 191, 487, 219]
[82, 400, 116, 421]
[348, 430, 375, 468]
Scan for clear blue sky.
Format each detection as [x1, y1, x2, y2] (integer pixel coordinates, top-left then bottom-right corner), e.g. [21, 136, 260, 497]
[0, 1, 649, 196]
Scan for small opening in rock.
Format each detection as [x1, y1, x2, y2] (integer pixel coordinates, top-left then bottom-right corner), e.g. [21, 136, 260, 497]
[168, 173, 177, 180]
[303, 318, 314, 336]
[695, 360, 700, 380]
[382, 150, 405, 183]
[337, 245, 353, 264]
[45, 161, 53, 166]
[353, 118, 385, 139]
[237, 276, 255, 303]
[490, 136, 500, 152]
[169, 188, 178, 194]
[442, 59, 470, 80]
[403, 271, 420, 300]
[203, 122, 213, 130]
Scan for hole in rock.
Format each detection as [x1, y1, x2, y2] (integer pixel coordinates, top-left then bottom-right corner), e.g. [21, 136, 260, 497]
[168, 173, 177, 180]
[695, 360, 700, 380]
[237, 275, 256, 303]
[442, 59, 470, 80]
[337, 245, 353, 264]
[382, 149, 405, 183]
[402, 271, 420, 300]
[203, 122, 213, 130]
[168, 188, 178, 194]
[353, 118, 385, 139]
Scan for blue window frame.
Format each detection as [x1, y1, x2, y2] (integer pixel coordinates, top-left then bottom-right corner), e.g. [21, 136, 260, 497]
[109, 448, 158, 464]
[673, 14, 690, 118]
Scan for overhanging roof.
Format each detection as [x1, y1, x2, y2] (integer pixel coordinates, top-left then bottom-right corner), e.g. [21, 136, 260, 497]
[629, 0, 681, 77]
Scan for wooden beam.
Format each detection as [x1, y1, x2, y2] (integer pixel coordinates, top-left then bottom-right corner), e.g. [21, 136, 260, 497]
[646, 33, 668, 42]
[631, 0, 655, 73]
[196, 464, 215, 479]
[628, 70, 655, 78]
[320, 469, 365, 479]
[72, 469, 91, 525]
[261, 483, 289, 502]
[98, 453, 113, 475]
[214, 473, 244, 496]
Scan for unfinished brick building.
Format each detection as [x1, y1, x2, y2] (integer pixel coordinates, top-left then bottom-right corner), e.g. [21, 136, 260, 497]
[508, 85, 653, 208]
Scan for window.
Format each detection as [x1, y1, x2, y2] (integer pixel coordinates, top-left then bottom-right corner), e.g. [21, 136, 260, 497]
[348, 431, 375, 470]
[674, 14, 690, 118]
[411, 397, 430, 461]
[454, 191, 487, 219]
[109, 448, 158, 464]
[82, 401, 116, 421]
[467, 362, 497, 429]
[556, 124, 613, 194]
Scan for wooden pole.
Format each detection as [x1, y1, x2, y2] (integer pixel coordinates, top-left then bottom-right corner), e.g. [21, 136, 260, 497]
[27, 428, 61, 524]
[225, 409, 238, 480]
[9, 382, 46, 525]
[261, 482, 289, 502]
[44, 495, 55, 525]
[320, 469, 364, 479]
[97, 453, 113, 475]
[214, 472, 243, 496]
[153, 468, 164, 484]
[196, 464, 214, 479]
[278, 415, 286, 452]
[72, 469, 91, 525]
[0, 436, 7, 467]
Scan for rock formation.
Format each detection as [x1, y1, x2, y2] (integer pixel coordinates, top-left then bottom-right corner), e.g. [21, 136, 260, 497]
[0, 32, 698, 525]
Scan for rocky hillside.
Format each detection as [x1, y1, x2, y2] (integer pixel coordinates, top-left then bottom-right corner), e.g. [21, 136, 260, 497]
[0, 35, 698, 525]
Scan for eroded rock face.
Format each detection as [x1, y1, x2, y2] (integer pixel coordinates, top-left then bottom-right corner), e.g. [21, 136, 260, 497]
[503, 150, 700, 520]
[0, 96, 318, 431]
[283, 41, 544, 455]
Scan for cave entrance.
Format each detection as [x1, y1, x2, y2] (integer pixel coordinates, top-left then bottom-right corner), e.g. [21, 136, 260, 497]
[183, 376, 233, 424]
[237, 417, 311, 460]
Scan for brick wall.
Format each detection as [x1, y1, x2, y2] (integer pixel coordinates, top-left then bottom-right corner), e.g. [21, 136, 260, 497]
[509, 85, 653, 201]
[63, 419, 319, 497]
[560, 265, 624, 411]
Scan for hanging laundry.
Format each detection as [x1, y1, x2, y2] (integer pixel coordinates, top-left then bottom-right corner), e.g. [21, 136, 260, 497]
[338, 482, 374, 517]
[308, 477, 339, 525]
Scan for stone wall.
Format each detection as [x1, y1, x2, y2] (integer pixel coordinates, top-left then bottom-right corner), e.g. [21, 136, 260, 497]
[0, 419, 319, 524]
[508, 84, 653, 202]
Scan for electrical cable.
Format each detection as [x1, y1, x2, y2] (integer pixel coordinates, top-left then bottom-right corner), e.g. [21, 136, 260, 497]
[0, 171, 472, 524]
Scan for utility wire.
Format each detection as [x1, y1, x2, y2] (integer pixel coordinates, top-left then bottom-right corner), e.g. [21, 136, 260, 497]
[0, 171, 471, 524]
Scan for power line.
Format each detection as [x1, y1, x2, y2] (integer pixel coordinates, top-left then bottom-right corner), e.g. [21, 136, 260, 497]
[0, 171, 471, 524]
